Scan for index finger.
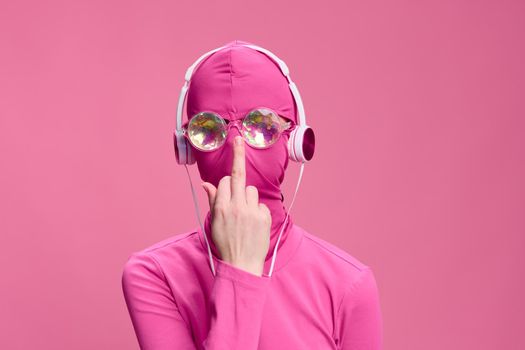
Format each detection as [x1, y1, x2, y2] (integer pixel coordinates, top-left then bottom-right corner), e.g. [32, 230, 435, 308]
[230, 135, 246, 203]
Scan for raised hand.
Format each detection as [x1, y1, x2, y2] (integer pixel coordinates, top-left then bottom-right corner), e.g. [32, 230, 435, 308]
[201, 136, 272, 276]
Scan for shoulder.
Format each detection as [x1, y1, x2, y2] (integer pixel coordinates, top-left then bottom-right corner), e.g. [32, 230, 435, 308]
[299, 226, 370, 272]
[301, 229, 370, 270]
[122, 228, 202, 277]
[293, 225, 374, 288]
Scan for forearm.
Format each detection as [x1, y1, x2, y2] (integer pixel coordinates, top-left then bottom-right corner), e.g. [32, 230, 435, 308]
[122, 253, 270, 350]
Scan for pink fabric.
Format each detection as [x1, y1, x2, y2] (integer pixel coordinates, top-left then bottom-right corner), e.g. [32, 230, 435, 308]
[122, 224, 383, 349]
[185, 40, 297, 125]
[122, 40, 383, 349]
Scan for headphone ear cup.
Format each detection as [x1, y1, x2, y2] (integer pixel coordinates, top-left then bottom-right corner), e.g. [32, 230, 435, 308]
[173, 131, 196, 165]
[287, 125, 315, 163]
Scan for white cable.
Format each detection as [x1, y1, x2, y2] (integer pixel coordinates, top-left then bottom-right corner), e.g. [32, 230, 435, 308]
[267, 160, 305, 277]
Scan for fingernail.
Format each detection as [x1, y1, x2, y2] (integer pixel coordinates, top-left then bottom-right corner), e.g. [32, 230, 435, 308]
[235, 136, 242, 145]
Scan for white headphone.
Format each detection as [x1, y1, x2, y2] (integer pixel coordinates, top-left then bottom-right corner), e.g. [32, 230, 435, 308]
[173, 41, 315, 277]
[173, 42, 315, 165]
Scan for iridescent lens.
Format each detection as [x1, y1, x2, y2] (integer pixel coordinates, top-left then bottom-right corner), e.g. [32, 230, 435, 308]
[242, 108, 282, 148]
[187, 112, 227, 151]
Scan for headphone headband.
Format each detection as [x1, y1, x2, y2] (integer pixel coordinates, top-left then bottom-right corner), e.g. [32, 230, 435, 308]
[175, 42, 307, 133]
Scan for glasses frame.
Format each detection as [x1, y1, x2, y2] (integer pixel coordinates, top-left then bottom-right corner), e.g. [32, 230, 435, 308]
[182, 106, 295, 152]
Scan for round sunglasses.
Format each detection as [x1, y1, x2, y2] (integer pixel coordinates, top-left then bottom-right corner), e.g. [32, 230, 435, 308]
[182, 107, 294, 152]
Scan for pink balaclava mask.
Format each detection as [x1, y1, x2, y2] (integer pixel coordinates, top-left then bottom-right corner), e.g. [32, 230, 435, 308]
[185, 40, 297, 262]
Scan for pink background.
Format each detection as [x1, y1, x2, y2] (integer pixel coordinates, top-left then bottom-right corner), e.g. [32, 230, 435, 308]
[1, 0, 524, 349]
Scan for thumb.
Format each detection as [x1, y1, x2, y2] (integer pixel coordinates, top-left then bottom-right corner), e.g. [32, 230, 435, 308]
[202, 182, 217, 210]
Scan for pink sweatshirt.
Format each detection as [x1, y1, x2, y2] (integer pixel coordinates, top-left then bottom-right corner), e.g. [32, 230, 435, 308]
[121, 212, 383, 349]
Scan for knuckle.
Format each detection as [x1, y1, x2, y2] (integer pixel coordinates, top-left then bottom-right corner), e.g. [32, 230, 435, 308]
[213, 203, 226, 216]
[261, 214, 271, 225]
[258, 203, 271, 218]
[230, 205, 244, 218]
[218, 176, 230, 186]
[231, 168, 244, 178]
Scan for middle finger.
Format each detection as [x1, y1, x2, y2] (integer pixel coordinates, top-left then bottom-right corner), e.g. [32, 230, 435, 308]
[230, 135, 246, 204]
